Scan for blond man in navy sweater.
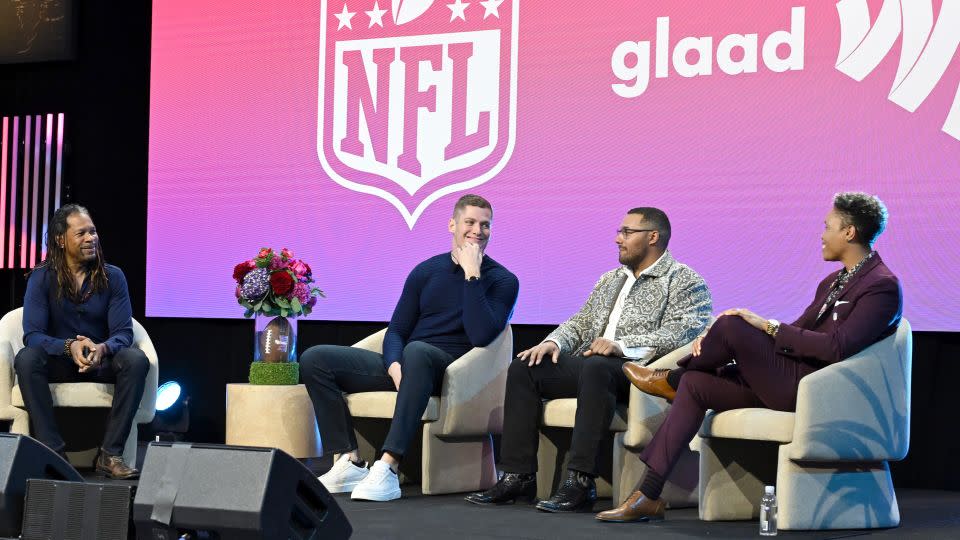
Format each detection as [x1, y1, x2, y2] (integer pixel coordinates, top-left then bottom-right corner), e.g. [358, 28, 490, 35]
[300, 194, 519, 501]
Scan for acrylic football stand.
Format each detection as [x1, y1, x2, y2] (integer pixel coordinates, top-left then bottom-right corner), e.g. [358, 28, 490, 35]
[248, 314, 300, 384]
[225, 314, 322, 458]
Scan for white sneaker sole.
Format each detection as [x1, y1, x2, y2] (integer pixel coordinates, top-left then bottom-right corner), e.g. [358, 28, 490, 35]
[350, 488, 402, 501]
[320, 479, 363, 494]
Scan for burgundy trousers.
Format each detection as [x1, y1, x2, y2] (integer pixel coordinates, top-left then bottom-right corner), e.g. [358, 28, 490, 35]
[638, 315, 818, 479]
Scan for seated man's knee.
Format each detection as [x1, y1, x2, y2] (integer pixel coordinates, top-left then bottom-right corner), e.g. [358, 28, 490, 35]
[115, 347, 150, 376]
[299, 345, 344, 375]
[401, 341, 435, 369]
[579, 359, 611, 383]
[507, 357, 530, 377]
[14, 346, 47, 375]
[712, 314, 752, 335]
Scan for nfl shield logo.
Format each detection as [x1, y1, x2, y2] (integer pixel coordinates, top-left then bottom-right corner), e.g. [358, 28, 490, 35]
[318, 0, 519, 228]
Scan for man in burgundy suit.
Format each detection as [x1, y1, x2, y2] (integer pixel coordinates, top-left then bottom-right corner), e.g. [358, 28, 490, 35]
[598, 192, 903, 522]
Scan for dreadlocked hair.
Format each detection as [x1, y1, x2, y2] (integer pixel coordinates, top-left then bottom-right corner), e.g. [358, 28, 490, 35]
[30, 204, 109, 302]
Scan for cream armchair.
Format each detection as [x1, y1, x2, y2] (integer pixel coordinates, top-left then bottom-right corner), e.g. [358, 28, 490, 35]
[697, 319, 912, 530]
[0, 308, 159, 467]
[344, 326, 512, 494]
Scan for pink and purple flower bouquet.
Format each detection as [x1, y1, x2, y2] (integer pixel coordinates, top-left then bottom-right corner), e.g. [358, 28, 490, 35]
[233, 247, 324, 317]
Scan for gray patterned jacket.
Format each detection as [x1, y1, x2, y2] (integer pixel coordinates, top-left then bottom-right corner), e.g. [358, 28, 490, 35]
[545, 250, 712, 362]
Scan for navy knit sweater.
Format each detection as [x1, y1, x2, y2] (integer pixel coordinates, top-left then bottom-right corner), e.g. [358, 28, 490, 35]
[382, 253, 519, 367]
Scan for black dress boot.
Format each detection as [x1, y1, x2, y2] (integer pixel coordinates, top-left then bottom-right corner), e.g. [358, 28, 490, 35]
[535, 470, 597, 513]
[464, 472, 537, 505]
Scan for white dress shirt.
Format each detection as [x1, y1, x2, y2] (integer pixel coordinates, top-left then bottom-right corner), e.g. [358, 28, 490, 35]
[548, 252, 665, 361]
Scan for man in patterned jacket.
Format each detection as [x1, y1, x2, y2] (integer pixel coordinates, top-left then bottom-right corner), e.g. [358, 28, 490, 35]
[465, 207, 712, 512]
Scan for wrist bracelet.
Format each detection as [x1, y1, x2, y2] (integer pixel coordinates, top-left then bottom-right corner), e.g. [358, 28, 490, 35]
[63, 338, 75, 356]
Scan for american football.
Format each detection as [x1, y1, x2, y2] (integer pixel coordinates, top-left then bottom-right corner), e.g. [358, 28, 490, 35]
[257, 316, 294, 363]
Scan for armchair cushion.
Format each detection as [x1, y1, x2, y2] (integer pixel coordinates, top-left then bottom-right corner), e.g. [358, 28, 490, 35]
[12, 383, 116, 408]
[541, 398, 627, 431]
[699, 408, 795, 443]
[345, 392, 440, 422]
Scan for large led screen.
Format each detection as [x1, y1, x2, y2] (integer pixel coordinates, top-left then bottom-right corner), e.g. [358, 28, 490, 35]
[148, 1, 960, 330]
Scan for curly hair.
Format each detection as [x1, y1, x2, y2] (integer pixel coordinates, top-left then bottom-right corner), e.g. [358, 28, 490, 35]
[833, 192, 888, 247]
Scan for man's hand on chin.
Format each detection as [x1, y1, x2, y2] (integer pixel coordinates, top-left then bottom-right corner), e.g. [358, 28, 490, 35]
[457, 243, 483, 279]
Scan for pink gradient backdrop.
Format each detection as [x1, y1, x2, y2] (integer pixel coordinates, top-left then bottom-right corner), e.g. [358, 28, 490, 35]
[148, 0, 960, 330]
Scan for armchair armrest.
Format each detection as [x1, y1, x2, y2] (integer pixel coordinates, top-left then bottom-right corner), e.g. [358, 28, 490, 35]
[132, 318, 159, 423]
[0, 339, 14, 408]
[786, 320, 912, 462]
[352, 329, 387, 354]
[622, 339, 695, 449]
[434, 326, 512, 437]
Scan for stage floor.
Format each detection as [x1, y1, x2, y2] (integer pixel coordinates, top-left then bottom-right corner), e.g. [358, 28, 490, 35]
[80, 468, 960, 539]
[332, 486, 960, 539]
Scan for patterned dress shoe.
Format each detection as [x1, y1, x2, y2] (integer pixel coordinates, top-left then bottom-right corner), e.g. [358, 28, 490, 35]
[95, 452, 140, 480]
[535, 470, 597, 513]
[465, 472, 537, 505]
[622, 363, 677, 402]
[595, 490, 665, 522]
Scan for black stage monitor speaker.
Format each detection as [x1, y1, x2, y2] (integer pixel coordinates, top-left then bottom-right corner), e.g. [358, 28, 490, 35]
[133, 442, 352, 540]
[21, 479, 133, 540]
[0, 433, 83, 537]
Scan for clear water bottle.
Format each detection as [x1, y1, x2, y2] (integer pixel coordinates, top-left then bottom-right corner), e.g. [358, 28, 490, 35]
[759, 485, 778, 536]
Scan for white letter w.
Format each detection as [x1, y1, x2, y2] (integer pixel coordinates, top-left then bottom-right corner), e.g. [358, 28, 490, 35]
[835, 0, 960, 141]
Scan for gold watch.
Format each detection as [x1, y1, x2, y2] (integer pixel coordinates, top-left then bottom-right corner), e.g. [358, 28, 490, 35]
[765, 319, 780, 338]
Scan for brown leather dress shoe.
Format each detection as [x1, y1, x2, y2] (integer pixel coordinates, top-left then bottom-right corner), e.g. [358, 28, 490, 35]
[595, 490, 666, 522]
[95, 452, 140, 480]
[622, 363, 676, 402]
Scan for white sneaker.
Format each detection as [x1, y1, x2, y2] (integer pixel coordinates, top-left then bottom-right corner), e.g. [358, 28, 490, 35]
[350, 460, 402, 501]
[319, 455, 369, 494]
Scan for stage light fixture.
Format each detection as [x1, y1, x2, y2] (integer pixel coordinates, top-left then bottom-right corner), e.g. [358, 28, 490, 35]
[156, 381, 181, 411]
[150, 381, 190, 441]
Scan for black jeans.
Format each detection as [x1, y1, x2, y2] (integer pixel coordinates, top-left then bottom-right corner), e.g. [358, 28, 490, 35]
[300, 341, 455, 457]
[498, 352, 631, 476]
[14, 346, 150, 456]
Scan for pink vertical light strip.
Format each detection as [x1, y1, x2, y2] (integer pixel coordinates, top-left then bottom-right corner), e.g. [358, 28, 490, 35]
[29, 115, 42, 268]
[54, 114, 64, 210]
[0, 117, 8, 269]
[8, 117, 18, 268]
[19, 116, 31, 269]
[40, 114, 54, 262]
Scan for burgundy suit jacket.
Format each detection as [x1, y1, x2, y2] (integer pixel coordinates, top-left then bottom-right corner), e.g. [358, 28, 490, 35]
[774, 253, 902, 367]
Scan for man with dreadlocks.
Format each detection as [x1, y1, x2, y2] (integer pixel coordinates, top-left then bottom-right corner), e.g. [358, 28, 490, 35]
[15, 204, 148, 479]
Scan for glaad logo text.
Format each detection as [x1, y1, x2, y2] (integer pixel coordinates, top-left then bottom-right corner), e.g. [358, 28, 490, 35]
[611, 7, 806, 99]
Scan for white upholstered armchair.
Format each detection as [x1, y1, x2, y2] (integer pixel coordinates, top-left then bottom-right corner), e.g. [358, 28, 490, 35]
[697, 319, 912, 530]
[344, 326, 512, 494]
[0, 307, 159, 467]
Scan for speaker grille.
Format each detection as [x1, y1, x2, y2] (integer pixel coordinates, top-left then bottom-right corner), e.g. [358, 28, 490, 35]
[97, 486, 132, 540]
[20, 480, 55, 538]
[22, 480, 132, 540]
